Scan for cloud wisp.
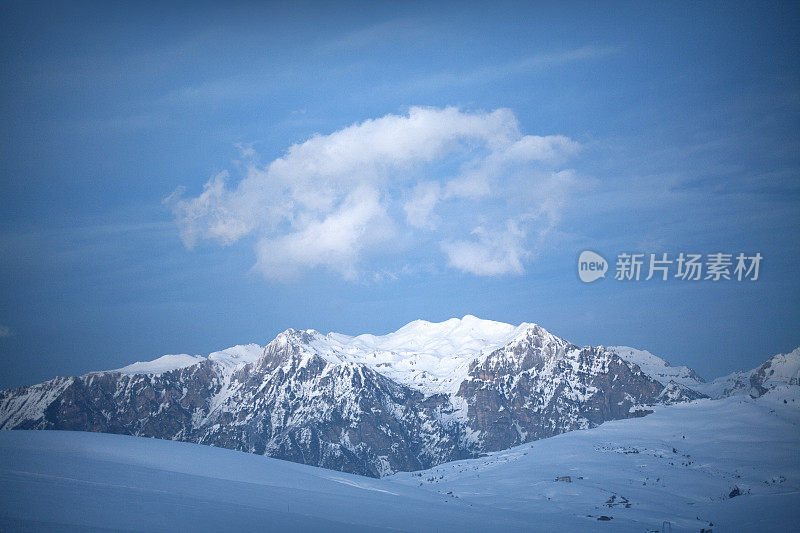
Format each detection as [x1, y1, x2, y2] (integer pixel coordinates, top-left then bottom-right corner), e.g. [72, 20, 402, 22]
[385, 45, 620, 94]
[167, 107, 580, 281]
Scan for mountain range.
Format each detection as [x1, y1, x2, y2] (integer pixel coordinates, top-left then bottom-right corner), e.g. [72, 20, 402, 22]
[1, 315, 797, 477]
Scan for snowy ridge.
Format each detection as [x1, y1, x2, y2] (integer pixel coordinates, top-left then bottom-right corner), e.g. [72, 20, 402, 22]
[698, 347, 800, 399]
[306, 315, 533, 394]
[113, 344, 264, 375]
[698, 370, 754, 399]
[609, 346, 705, 388]
[115, 353, 206, 375]
[104, 316, 531, 394]
[326, 315, 527, 358]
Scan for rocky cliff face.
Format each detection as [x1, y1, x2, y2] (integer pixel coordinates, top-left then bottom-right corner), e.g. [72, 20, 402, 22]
[1, 317, 708, 477]
[456, 325, 666, 453]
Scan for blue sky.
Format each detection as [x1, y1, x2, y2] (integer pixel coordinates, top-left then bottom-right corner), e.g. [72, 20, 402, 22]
[1, 1, 798, 388]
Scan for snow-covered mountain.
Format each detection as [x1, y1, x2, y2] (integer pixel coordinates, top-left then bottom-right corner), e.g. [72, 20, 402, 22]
[609, 346, 709, 405]
[609, 346, 706, 388]
[0, 316, 792, 477]
[697, 347, 800, 399]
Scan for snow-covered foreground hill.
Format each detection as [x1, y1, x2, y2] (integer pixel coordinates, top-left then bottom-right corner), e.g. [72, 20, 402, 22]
[390, 387, 800, 532]
[0, 430, 530, 532]
[2, 388, 798, 532]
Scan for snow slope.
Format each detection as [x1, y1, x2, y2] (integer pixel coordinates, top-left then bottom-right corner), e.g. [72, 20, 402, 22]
[390, 388, 800, 532]
[0, 430, 534, 532]
[207, 343, 264, 369]
[2, 388, 798, 532]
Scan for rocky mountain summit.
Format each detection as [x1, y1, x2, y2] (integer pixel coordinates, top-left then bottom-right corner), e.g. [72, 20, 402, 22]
[1, 316, 791, 477]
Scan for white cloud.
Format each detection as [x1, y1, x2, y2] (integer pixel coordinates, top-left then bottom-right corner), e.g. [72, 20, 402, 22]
[501, 135, 580, 163]
[404, 181, 441, 229]
[443, 135, 580, 201]
[0, 325, 12, 338]
[441, 223, 527, 276]
[254, 186, 394, 281]
[168, 107, 580, 279]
